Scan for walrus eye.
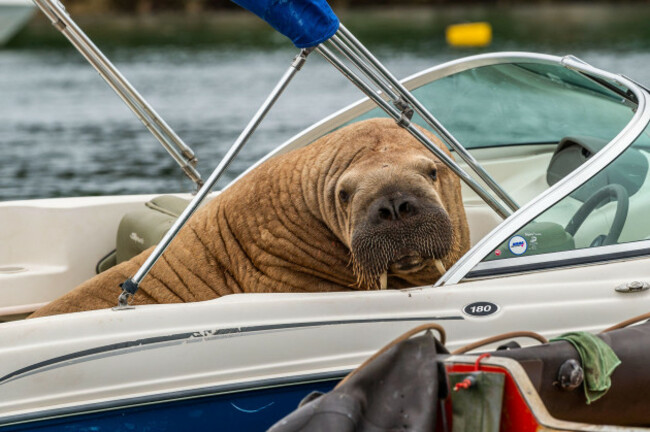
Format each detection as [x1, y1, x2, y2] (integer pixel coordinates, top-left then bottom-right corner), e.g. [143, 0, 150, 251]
[429, 169, 438, 181]
[339, 189, 350, 204]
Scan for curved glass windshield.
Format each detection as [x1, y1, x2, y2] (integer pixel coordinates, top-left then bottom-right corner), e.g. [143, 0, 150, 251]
[483, 123, 650, 261]
[353, 62, 641, 149]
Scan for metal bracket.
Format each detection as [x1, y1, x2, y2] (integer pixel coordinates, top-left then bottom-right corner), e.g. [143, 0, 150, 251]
[394, 97, 414, 119]
[113, 279, 138, 310]
[113, 291, 135, 311]
[615, 280, 650, 293]
[393, 97, 414, 128]
[291, 48, 314, 71]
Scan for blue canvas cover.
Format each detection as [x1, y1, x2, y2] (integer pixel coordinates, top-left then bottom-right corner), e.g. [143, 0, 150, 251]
[231, 0, 340, 48]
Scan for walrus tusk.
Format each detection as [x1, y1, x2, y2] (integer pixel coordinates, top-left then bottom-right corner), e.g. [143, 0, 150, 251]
[379, 272, 388, 290]
[434, 259, 446, 275]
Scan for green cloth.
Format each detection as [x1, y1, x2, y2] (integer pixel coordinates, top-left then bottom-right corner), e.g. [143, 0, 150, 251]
[551, 331, 621, 404]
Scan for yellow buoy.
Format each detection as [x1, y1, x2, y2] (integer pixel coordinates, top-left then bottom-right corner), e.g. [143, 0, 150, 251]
[446, 22, 492, 48]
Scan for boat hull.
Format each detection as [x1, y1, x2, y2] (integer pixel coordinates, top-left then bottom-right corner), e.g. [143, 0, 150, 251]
[0, 379, 338, 431]
[0, 1, 34, 46]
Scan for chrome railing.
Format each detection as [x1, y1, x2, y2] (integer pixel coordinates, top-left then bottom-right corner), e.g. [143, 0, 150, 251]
[332, 25, 519, 213]
[32, 0, 203, 187]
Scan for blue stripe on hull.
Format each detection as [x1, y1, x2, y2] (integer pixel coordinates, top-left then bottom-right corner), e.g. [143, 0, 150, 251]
[2, 380, 338, 431]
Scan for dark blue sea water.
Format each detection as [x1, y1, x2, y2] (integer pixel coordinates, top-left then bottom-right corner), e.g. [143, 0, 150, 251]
[4, 6, 650, 201]
[0, 46, 448, 200]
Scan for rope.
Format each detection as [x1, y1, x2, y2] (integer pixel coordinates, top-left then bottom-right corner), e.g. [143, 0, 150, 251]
[601, 311, 650, 333]
[451, 330, 548, 355]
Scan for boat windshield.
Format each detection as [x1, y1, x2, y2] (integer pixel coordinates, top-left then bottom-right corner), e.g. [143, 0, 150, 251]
[481, 123, 650, 262]
[353, 61, 642, 149]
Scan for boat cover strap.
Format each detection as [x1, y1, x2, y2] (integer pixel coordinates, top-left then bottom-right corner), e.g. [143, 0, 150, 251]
[230, 0, 339, 48]
[551, 331, 621, 404]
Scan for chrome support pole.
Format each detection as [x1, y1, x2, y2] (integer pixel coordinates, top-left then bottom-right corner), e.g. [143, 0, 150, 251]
[116, 49, 312, 308]
[32, 0, 203, 187]
[328, 35, 413, 121]
[334, 25, 519, 213]
[329, 35, 402, 107]
[316, 45, 510, 219]
[329, 36, 399, 101]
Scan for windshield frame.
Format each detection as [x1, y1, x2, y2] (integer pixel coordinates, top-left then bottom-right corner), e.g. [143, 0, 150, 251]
[230, 52, 575, 175]
[437, 55, 650, 285]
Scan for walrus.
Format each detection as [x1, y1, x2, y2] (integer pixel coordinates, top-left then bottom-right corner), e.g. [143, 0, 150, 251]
[31, 118, 470, 318]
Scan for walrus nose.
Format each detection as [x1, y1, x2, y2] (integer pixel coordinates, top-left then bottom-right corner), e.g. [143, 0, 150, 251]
[373, 195, 419, 222]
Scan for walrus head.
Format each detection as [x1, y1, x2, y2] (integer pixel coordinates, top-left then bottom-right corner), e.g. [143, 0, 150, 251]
[326, 119, 465, 290]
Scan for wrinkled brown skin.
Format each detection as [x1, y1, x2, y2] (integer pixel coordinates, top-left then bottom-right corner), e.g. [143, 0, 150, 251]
[30, 118, 470, 318]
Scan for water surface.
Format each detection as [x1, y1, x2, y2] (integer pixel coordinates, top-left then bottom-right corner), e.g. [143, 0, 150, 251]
[3, 5, 650, 200]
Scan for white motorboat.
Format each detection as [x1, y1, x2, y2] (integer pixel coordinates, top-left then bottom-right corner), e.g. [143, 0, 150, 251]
[3, 0, 650, 430]
[0, 0, 34, 46]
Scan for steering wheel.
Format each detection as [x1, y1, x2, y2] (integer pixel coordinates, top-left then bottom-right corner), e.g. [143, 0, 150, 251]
[565, 184, 629, 247]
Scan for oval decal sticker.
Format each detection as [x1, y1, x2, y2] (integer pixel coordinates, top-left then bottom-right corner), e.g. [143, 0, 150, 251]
[508, 235, 527, 255]
[463, 301, 499, 317]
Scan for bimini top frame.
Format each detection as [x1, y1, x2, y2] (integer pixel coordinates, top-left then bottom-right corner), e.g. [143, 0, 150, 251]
[32, 0, 203, 187]
[117, 0, 518, 303]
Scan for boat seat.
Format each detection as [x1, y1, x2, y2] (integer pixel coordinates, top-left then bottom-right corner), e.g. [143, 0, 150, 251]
[547, 136, 648, 201]
[96, 195, 190, 273]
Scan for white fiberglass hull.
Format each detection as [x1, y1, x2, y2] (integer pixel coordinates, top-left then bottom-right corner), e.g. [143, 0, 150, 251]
[3, 270, 650, 430]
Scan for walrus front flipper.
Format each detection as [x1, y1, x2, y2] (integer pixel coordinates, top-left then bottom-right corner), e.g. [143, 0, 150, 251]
[29, 269, 125, 318]
[30, 249, 158, 318]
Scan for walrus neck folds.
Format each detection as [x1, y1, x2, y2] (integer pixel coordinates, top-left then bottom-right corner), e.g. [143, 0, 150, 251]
[301, 142, 358, 247]
[221, 143, 359, 293]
